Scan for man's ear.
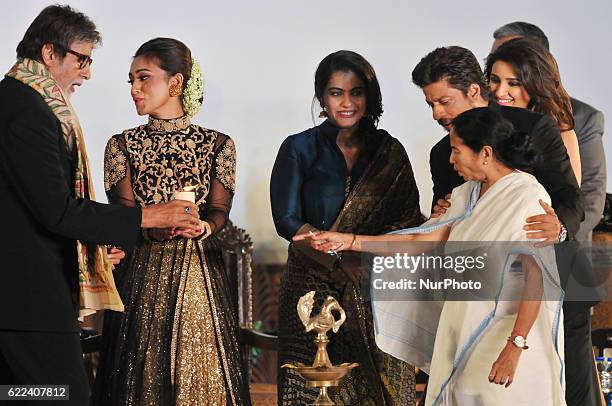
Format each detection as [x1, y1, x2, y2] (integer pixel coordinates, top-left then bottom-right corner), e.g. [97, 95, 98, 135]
[41, 43, 55, 65]
[467, 83, 481, 101]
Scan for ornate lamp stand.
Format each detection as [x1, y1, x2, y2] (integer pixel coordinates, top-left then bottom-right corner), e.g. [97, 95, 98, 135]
[282, 291, 358, 406]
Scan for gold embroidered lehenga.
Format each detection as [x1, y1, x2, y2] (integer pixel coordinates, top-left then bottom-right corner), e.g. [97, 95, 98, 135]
[93, 116, 251, 406]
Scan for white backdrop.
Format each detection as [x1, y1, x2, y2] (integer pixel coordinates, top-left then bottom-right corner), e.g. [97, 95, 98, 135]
[2, 1, 610, 262]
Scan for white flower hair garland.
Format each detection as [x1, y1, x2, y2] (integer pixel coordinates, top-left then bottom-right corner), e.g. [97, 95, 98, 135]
[182, 58, 203, 117]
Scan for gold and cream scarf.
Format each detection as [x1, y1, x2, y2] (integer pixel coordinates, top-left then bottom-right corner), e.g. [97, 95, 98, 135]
[6, 58, 123, 317]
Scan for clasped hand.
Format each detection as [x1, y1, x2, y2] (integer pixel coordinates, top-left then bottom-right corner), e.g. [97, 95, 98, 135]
[173, 220, 211, 239]
[293, 230, 354, 253]
[149, 220, 211, 241]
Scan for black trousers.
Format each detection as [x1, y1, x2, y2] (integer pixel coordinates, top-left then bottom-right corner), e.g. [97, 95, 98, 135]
[0, 330, 89, 406]
[564, 310, 603, 406]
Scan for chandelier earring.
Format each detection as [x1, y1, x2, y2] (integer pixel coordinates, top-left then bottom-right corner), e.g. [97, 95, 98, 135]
[319, 106, 328, 118]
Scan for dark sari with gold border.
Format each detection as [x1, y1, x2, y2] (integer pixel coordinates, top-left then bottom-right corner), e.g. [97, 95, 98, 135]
[276, 125, 423, 405]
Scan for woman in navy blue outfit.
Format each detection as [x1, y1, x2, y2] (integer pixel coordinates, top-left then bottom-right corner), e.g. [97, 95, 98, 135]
[270, 50, 423, 405]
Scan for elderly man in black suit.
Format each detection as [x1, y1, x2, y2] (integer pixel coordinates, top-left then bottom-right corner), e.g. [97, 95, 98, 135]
[0, 5, 201, 405]
[490, 21, 607, 406]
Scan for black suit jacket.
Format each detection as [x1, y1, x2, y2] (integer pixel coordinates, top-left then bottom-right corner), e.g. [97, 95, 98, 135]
[0, 77, 141, 333]
[429, 104, 584, 239]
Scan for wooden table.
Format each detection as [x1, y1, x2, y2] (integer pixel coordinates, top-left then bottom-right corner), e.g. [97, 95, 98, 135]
[251, 383, 277, 406]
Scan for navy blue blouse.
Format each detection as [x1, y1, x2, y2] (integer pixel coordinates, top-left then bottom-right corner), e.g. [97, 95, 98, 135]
[270, 120, 379, 242]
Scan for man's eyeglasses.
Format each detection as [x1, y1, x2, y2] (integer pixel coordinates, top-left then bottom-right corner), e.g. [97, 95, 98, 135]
[54, 44, 93, 69]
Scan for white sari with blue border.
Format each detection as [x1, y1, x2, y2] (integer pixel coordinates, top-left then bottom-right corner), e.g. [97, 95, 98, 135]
[373, 171, 565, 405]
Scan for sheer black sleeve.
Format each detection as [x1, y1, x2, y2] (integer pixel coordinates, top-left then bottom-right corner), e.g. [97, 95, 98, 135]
[104, 134, 136, 208]
[203, 133, 236, 234]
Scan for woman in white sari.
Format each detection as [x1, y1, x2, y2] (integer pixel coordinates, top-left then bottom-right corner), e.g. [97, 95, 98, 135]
[295, 107, 565, 405]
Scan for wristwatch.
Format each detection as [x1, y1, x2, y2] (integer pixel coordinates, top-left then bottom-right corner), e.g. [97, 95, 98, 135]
[558, 223, 568, 242]
[508, 335, 529, 349]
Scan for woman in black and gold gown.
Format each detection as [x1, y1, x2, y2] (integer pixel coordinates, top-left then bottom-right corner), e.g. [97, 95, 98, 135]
[94, 38, 250, 405]
[270, 50, 423, 405]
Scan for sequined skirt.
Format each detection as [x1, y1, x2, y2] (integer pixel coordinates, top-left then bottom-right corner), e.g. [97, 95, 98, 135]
[94, 236, 251, 406]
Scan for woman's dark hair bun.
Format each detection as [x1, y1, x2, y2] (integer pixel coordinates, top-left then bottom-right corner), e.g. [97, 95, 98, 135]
[498, 130, 538, 169]
[453, 108, 539, 170]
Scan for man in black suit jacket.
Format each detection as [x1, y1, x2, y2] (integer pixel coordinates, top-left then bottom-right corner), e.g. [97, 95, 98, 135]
[0, 6, 201, 404]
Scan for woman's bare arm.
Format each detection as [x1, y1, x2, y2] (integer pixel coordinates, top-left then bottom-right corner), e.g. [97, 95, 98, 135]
[293, 226, 451, 256]
[560, 129, 581, 186]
